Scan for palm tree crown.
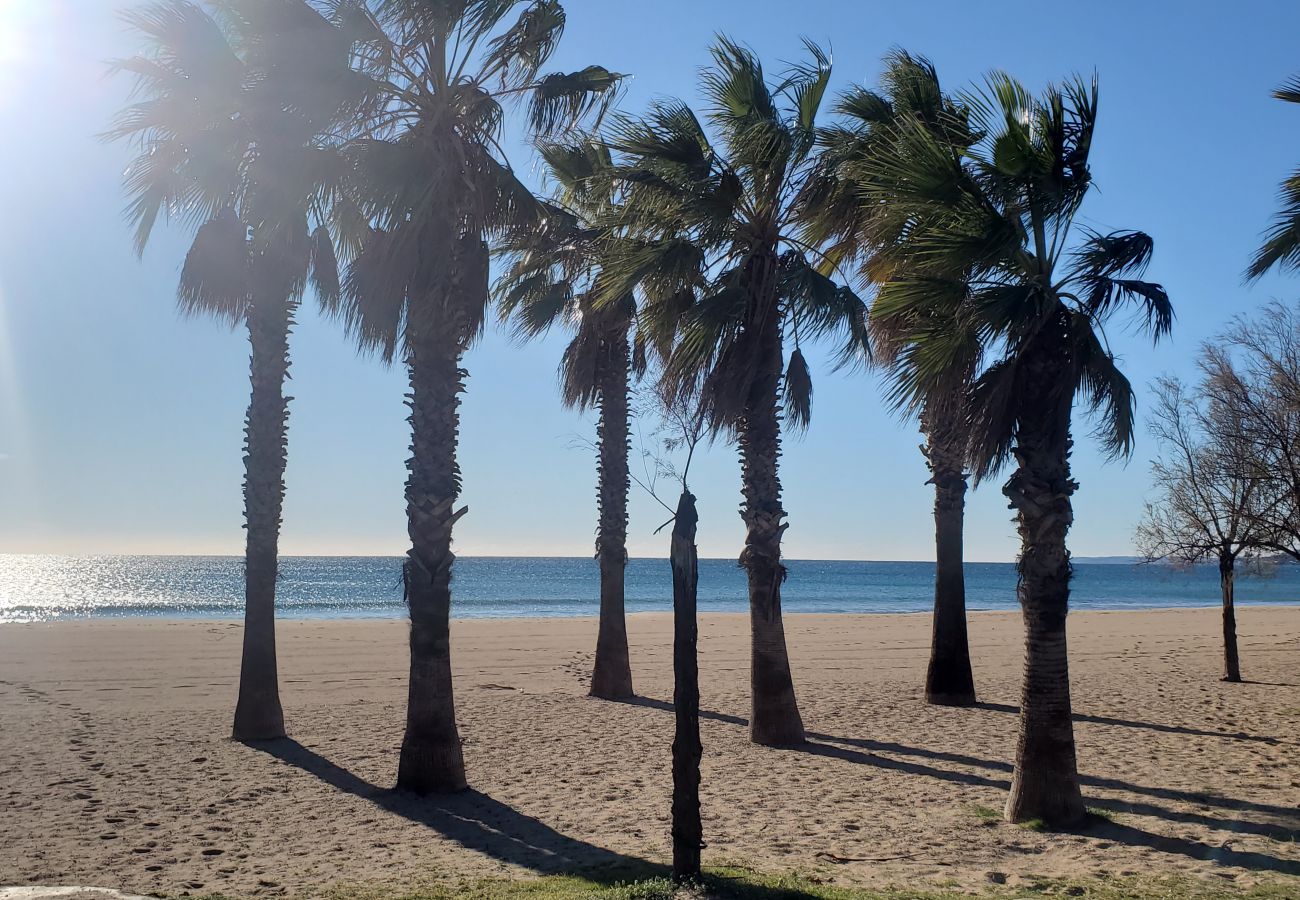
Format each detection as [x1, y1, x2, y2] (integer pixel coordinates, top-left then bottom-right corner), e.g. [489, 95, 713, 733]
[496, 138, 642, 405]
[110, 0, 361, 311]
[859, 74, 1173, 478]
[600, 38, 869, 432]
[330, 0, 624, 351]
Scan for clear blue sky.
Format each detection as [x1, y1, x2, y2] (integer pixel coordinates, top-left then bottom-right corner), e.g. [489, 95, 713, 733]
[0, 0, 1297, 560]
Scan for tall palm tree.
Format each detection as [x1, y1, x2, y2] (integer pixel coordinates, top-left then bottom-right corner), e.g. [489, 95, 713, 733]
[496, 139, 642, 699]
[330, 1, 621, 793]
[601, 39, 869, 745]
[1249, 75, 1300, 279]
[857, 74, 1172, 824]
[109, 0, 361, 741]
[804, 50, 982, 706]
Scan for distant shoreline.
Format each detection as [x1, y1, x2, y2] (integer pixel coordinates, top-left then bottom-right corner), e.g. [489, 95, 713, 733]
[0, 552, 1151, 565]
[5, 604, 1298, 627]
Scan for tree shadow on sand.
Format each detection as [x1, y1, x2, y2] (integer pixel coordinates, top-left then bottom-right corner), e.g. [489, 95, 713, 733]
[625, 696, 1300, 876]
[973, 700, 1285, 744]
[251, 739, 638, 874]
[248, 739, 835, 898]
[813, 734, 1300, 823]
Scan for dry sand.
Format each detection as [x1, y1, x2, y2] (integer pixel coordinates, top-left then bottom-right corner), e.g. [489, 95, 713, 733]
[1, 608, 1298, 897]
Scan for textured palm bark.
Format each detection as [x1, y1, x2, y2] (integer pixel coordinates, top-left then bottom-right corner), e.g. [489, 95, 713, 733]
[591, 320, 633, 700]
[1219, 554, 1241, 682]
[739, 304, 805, 746]
[1003, 353, 1085, 826]
[921, 394, 976, 707]
[670, 490, 702, 883]
[395, 239, 486, 794]
[232, 294, 291, 743]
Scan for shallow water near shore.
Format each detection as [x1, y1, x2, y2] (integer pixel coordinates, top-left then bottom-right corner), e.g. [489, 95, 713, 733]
[2, 554, 1299, 623]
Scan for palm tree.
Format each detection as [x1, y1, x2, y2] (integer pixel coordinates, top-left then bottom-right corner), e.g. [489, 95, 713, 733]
[856, 74, 1173, 824]
[496, 139, 642, 699]
[601, 39, 869, 745]
[1249, 75, 1300, 279]
[803, 50, 982, 706]
[109, 0, 361, 741]
[330, 1, 621, 793]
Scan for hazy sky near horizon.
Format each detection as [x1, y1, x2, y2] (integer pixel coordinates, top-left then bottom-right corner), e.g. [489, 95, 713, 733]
[1, 0, 1298, 561]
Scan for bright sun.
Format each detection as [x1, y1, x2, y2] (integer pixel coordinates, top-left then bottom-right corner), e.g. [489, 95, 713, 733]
[0, 0, 35, 72]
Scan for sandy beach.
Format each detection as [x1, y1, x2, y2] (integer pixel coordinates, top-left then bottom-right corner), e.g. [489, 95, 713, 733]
[1, 607, 1297, 896]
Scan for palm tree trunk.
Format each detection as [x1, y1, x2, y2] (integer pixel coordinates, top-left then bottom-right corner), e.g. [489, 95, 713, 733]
[231, 296, 291, 743]
[396, 321, 469, 794]
[670, 489, 702, 883]
[591, 322, 633, 700]
[739, 318, 805, 746]
[1003, 384, 1084, 826]
[922, 396, 975, 707]
[1219, 553, 1241, 683]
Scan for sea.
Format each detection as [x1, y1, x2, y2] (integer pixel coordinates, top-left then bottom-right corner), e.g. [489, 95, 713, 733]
[1, 555, 1298, 624]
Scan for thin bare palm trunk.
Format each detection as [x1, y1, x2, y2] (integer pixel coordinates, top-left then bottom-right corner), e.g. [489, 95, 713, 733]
[740, 309, 804, 746]
[591, 322, 633, 699]
[922, 396, 975, 706]
[232, 295, 291, 742]
[1219, 554, 1241, 682]
[1004, 377, 1085, 826]
[670, 489, 702, 883]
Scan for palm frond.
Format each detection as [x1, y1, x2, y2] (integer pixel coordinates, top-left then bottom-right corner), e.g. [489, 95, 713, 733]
[1274, 74, 1300, 105]
[1248, 170, 1300, 280]
[528, 65, 624, 135]
[1068, 230, 1172, 336]
[783, 346, 813, 433]
[1070, 312, 1137, 460]
[178, 208, 250, 324]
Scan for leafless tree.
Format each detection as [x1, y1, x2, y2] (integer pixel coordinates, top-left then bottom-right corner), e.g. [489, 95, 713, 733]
[1200, 302, 1300, 563]
[1137, 365, 1282, 682]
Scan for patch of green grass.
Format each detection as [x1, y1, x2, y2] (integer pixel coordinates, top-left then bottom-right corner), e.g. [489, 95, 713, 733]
[969, 803, 1001, 822]
[196, 866, 1299, 900]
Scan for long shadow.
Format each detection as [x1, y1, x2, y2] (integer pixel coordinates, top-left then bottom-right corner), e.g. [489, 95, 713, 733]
[801, 741, 1299, 869]
[251, 739, 648, 876]
[1089, 819, 1300, 877]
[623, 694, 747, 727]
[624, 697, 1300, 844]
[811, 733, 1300, 822]
[975, 701, 1283, 745]
[251, 739, 836, 899]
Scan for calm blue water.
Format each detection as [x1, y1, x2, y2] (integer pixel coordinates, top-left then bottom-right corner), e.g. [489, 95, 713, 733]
[1, 555, 1298, 623]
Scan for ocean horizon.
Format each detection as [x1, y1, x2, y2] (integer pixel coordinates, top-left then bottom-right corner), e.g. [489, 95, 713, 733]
[2, 554, 1297, 624]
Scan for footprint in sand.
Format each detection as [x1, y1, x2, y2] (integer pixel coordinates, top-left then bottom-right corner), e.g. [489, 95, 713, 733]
[201, 848, 224, 856]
